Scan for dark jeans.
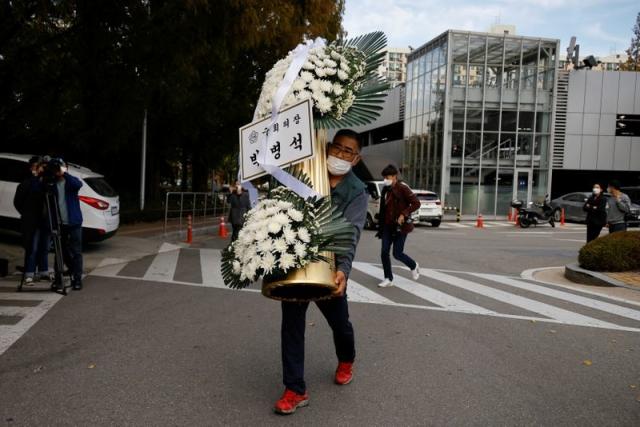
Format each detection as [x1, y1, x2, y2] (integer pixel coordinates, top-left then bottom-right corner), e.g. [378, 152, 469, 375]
[609, 222, 627, 233]
[61, 225, 83, 284]
[281, 295, 355, 394]
[586, 223, 603, 243]
[231, 223, 242, 242]
[25, 226, 50, 276]
[380, 224, 416, 281]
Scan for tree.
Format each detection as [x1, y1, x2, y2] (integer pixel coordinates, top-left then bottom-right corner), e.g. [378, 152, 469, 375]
[623, 11, 640, 71]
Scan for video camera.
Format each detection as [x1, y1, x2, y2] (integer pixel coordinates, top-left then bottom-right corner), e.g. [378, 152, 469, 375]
[40, 156, 66, 185]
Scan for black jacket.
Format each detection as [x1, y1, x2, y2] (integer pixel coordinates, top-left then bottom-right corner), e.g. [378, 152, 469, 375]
[228, 191, 251, 226]
[13, 176, 46, 231]
[583, 193, 607, 227]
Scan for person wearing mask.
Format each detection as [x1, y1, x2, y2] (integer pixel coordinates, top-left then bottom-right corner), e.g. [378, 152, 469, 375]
[376, 164, 421, 288]
[606, 180, 631, 233]
[274, 129, 367, 415]
[583, 183, 607, 242]
[51, 159, 84, 290]
[13, 156, 51, 285]
[227, 182, 251, 241]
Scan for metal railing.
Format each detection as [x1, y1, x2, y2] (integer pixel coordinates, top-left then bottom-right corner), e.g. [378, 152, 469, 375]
[163, 191, 229, 234]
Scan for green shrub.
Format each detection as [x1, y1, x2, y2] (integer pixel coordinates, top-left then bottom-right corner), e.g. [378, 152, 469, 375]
[578, 231, 640, 272]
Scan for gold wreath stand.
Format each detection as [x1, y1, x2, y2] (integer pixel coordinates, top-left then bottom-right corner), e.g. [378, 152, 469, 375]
[261, 129, 338, 302]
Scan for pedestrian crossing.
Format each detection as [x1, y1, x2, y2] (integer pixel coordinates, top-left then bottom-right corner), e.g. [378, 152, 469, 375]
[89, 243, 640, 333]
[0, 283, 63, 356]
[425, 221, 585, 230]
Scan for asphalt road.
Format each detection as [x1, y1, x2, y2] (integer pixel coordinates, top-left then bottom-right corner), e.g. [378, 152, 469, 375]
[1, 223, 639, 425]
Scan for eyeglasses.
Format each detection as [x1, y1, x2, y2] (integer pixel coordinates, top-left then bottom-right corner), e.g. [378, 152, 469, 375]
[328, 143, 359, 161]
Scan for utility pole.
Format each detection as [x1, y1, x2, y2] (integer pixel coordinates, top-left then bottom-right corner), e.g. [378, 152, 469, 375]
[140, 109, 147, 210]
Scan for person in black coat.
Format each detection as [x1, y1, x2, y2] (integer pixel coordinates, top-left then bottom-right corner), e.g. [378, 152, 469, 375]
[227, 182, 251, 241]
[13, 156, 50, 284]
[583, 183, 607, 242]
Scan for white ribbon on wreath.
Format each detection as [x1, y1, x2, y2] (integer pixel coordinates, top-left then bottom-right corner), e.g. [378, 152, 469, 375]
[240, 38, 326, 204]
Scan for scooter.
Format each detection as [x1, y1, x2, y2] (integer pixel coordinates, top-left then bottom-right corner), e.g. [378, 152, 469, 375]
[511, 196, 556, 228]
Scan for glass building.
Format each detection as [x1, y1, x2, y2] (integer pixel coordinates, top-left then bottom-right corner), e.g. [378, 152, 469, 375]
[403, 30, 560, 217]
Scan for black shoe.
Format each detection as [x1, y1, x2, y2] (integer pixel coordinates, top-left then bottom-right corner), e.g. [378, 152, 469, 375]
[72, 282, 83, 291]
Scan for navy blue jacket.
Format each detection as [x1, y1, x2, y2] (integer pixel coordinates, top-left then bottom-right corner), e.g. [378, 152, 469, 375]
[54, 173, 83, 226]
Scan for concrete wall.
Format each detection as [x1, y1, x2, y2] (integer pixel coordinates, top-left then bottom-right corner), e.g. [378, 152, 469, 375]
[564, 70, 640, 171]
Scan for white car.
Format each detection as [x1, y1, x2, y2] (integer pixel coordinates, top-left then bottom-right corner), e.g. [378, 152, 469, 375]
[0, 153, 120, 241]
[412, 190, 443, 227]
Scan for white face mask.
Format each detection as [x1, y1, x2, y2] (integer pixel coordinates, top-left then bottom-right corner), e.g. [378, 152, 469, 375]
[383, 178, 393, 186]
[326, 155, 352, 176]
[592, 187, 601, 195]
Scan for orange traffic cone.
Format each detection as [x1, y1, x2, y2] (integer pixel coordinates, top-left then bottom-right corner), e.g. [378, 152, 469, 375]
[515, 209, 520, 227]
[560, 208, 566, 226]
[186, 214, 193, 244]
[476, 214, 484, 228]
[219, 217, 229, 238]
[507, 209, 513, 222]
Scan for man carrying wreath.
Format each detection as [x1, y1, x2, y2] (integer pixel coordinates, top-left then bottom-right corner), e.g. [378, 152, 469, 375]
[274, 129, 368, 415]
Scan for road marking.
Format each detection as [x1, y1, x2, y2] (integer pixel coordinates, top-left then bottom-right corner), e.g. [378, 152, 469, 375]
[91, 258, 127, 277]
[0, 288, 62, 356]
[346, 280, 394, 304]
[143, 243, 180, 282]
[199, 248, 226, 289]
[554, 239, 585, 243]
[353, 262, 493, 314]
[419, 268, 621, 329]
[472, 273, 640, 322]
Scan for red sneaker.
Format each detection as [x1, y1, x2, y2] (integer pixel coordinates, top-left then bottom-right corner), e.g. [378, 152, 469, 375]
[273, 389, 309, 415]
[335, 361, 354, 385]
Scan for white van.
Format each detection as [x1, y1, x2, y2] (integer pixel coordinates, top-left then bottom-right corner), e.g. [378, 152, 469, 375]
[0, 153, 120, 241]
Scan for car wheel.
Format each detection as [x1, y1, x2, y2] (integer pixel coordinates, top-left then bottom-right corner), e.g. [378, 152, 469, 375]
[365, 213, 373, 230]
[431, 220, 441, 227]
[553, 209, 562, 222]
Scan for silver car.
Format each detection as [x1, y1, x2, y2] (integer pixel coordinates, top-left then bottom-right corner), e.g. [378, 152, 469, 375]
[550, 192, 640, 225]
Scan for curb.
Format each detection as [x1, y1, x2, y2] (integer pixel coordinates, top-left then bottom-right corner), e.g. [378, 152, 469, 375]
[564, 263, 639, 291]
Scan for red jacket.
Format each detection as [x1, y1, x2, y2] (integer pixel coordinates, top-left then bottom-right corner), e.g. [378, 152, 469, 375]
[380, 181, 420, 234]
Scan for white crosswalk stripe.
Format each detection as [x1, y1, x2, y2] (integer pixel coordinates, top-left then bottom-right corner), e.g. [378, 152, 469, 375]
[0, 285, 63, 356]
[88, 247, 640, 333]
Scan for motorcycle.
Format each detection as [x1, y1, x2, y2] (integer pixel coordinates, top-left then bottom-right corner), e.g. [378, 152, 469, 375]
[511, 196, 556, 228]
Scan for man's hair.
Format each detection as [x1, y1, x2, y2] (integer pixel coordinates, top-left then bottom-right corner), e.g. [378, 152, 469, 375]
[608, 179, 622, 190]
[28, 155, 42, 166]
[381, 164, 398, 177]
[334, 129, 362, 150]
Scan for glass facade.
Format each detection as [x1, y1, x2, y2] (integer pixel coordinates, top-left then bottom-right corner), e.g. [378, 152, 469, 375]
[403, 31, 559, 217]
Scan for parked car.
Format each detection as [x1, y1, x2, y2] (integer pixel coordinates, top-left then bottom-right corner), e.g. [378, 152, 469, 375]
[0, 153, 120, 241]
[412, 190, 443, 227]
[550, 191, 640, 226]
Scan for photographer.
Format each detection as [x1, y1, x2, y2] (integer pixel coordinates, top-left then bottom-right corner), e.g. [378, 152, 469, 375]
[376, 164, 421, 288]
[13, 156, 51, 285]
[47, 158, 84, 290]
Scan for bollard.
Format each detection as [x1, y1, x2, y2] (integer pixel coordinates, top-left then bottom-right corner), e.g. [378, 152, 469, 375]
[456, 208, 461, 223]
[186, 214, 193, 244]
[476, 214, 484, 228]
[219, 217, 229, 238]
[560, 208, 566, 226]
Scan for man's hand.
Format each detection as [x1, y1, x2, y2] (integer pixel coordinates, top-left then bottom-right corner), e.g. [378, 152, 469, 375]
[398, 214, 405, 225]
[333, 271, 347, 296]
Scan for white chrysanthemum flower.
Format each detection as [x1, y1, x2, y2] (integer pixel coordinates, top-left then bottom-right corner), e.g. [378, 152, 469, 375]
[261, 252, 276, 274]
[268, 221, 282, 235]
[240, 230, 254, 245]
[277, 201, 293, 210]
[311, 89, 323, 101]
[317, 96, 332, 113]
[302, 60, 314, 70]
[323, 58, 337, 68]
[309, 79, 322, 92]
[282, 226, 297, 244]
[258, 238, 273, 254]
[297, 227, 311, 243]
[294, 242, 307, 258]
[300, 71, 314, 82]
[232, 260, 242, 275]
[332, 83, 344, 95]
[330, 50, 341, 60]
[254, 229, 268, 242]
[313, 59, 325, 68]
[279, 253, 296, 270]
[296, 90, 312, 101]
[292, 78, 306, 91]
[242, 262, 257, 281]
[272, 212, 290, 225]
[324, 67, 336, 76]
[337, 69, 349, 81]
[319, 80, 333, 93]
[287, 208, 304, 222]
[273, 238, 288, 254]
[340, 61, 350, 72]
[315, 67, 326, 77]
[310, 246, 319, 254]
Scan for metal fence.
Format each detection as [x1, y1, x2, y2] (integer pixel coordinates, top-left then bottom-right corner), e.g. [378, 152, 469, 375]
[163, 191, 229, 234]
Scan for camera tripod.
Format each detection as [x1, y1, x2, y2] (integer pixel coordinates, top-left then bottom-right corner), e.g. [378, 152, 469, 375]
[45, 186, 71, 295]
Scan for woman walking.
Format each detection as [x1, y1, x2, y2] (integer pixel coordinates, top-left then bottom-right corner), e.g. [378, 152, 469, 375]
[583, 183, 607, 242]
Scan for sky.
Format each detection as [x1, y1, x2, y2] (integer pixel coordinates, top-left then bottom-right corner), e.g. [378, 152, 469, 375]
[343, 0, 639, 58]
